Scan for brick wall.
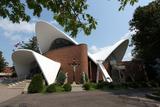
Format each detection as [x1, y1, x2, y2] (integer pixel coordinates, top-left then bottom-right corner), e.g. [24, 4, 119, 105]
[44, 44, 88, 84]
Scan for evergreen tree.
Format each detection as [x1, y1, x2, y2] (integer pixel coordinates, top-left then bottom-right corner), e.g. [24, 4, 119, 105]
[15, 36, 40, 53]
[130, 0, 160, 62]
[0, 51, 8, 72]
[130, 0, 160, 80]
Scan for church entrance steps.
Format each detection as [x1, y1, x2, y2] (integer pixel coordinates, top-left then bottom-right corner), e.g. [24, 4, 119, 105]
[71, 83, 84, 92]
[8, 80, 31, 89]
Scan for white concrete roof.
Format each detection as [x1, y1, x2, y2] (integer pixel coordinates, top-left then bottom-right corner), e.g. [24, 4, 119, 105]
[36, 21, 78, 54]
[92, 39, 129, 62]
[12, 49, 61, 85]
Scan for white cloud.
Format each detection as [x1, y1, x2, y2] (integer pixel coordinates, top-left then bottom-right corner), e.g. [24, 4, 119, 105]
[0, 18, 35, 43]
[3, 32, 30, 43]
[0, 19, 35, 33]
[0, 18, 60, 44]
[89, 45, 110, 54]
[89, 45, 100, 54]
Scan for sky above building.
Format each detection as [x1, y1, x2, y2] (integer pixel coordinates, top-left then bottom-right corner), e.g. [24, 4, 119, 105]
[0, 0, 152, 66]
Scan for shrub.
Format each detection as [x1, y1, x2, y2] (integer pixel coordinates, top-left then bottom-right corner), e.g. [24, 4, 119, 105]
[46, 84, 56, 93]
[96, 82, 104, 89]
[56, 71, 66, 85]
[63, 83, 72, 92]
[83, 83, 91, 90]
[28, 74, 44, 93]
[90, 82, 97, 89]
[96, 82, 108, 89]
[107, 83, 115, 89]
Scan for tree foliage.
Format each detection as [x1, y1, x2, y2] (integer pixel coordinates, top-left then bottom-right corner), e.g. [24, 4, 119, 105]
[15, 36, 40, 53]
[0, 51, 8, 72]
[130, 0, 160, 62]
[118, 0, 138, 10]
[0, 0, 138, 37]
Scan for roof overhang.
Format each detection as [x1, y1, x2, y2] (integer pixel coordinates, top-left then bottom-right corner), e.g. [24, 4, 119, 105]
[12, 49, 61, 85]
[92, 39, 129, 62]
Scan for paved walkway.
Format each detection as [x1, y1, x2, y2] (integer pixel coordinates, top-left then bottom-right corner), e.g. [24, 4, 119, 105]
[0, 84, 23, 103]
[0, 91, 160, 107]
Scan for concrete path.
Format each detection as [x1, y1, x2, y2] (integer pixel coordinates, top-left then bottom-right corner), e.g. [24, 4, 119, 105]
[0, 91, 160, 107]
[0, 84, 23, 103]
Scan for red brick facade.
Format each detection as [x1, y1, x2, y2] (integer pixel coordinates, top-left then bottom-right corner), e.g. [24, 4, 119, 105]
[44, 44, 89, 83]
[3, 67, 14, 73]
[117, 61, 147, 82]
[103, 60, 147, 82]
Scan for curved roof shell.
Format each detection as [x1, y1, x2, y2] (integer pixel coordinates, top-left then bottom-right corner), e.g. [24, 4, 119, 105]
[12, 49, 61, 85]
[36, 21, 78, 54]
[92, 39, 129, 62]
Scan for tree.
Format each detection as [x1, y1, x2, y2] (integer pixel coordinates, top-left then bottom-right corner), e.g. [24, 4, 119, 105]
[0, 51, 8, 72]
[130, 0, 160, 62]
[130, 0, 160, 80]
[0, 0, 137, 37]
[15, 36, 40, 53]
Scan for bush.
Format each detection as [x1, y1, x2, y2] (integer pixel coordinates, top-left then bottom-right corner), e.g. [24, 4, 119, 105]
[83, 83, 91, 90]
[56, 71, 66, 85]
[63, 83, 72, 92]
[107, 83, 115, 89]
[28, 74, 44, 93]
[90, 83, 97, 89]
[46, 84, 56, 93]
[96, 82, 104, 89]
[96, 82, 108, 89]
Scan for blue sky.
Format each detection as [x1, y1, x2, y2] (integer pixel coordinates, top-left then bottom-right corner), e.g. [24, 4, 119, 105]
[0, 0, 152, 66]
